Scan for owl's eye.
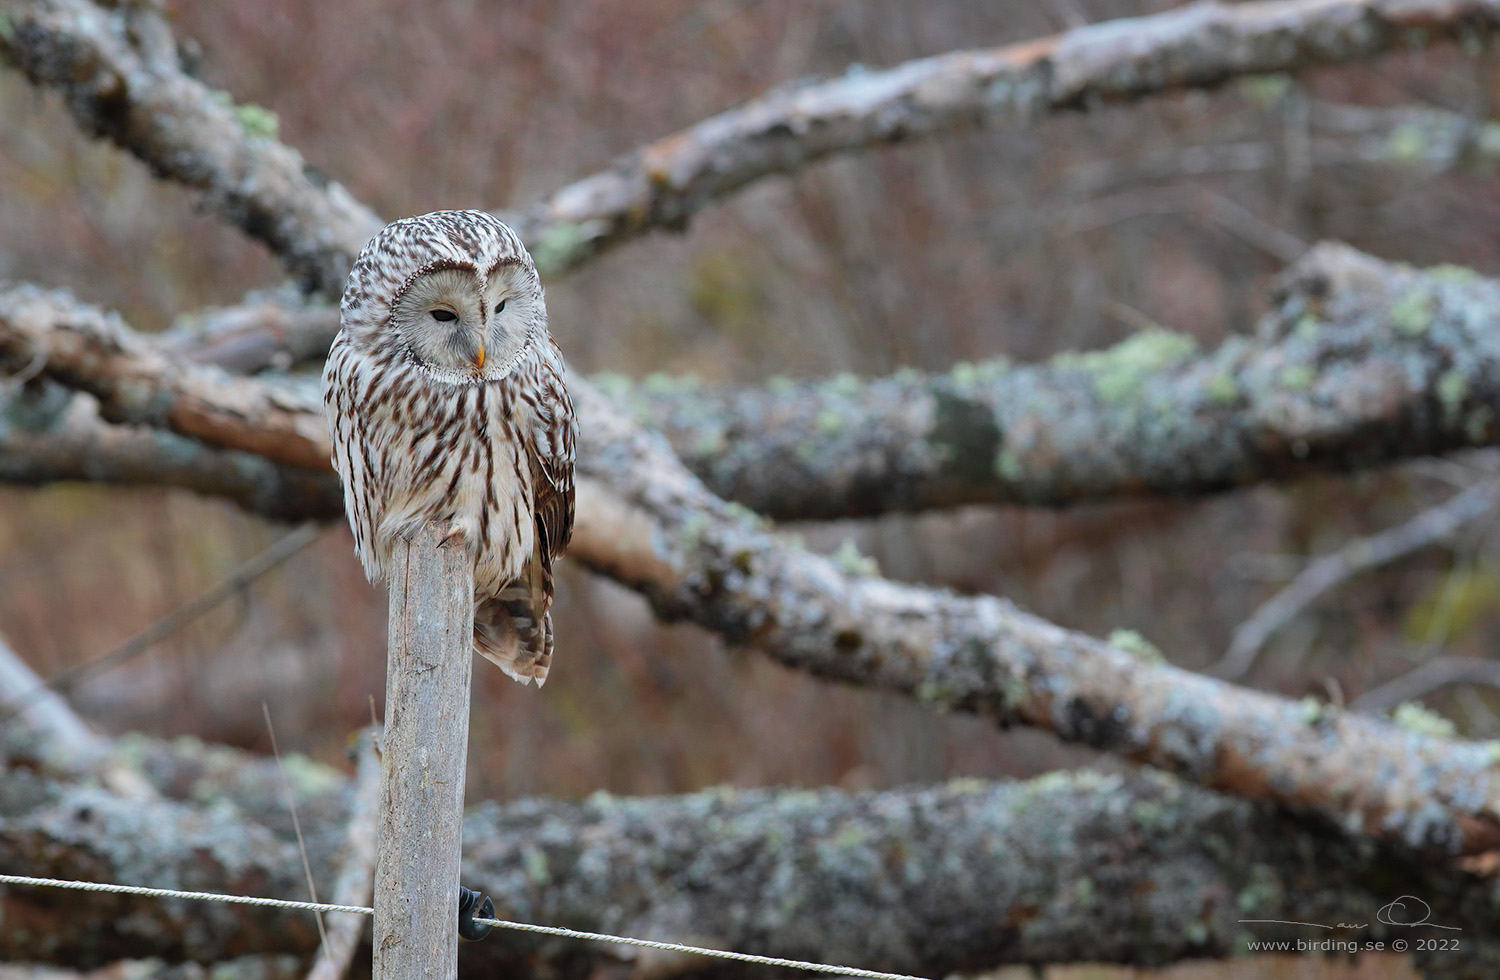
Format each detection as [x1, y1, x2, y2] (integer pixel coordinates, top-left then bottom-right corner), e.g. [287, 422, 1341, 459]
[430, 309, 458, 322]
[494, 300, 507, 314]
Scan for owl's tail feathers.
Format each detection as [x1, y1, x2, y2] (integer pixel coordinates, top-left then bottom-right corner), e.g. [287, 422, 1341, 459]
[473, 591, 552, 687]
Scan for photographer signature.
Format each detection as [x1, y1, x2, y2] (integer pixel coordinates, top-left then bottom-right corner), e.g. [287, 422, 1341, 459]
[1239, 895, 1461, 932]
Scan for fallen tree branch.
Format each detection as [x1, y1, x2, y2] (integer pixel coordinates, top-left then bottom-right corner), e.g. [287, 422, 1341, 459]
[1, 0, 382, 295]
[0, 632, 97, 762]
[303, 730, 378, 980]
[5, 259, 1500, 854]
[9, 0, 1500, 297]
[471, 0, 1500, 274]
[0, 285, 328, 469]
[2, 759, 1496, 975]
[566, 383, 1500, 856]
[0, 380, 341, 521]
[12, 243, 1500, 521]
[624, 243, 1500, 517]
[160, 99, 1500, 380]
[0, 955, 306, 980]
[1214, 478, 1500, 680]
[163, 301, 342, 375]
[0, 632, 154, 800]
[0, 782, 319, 967]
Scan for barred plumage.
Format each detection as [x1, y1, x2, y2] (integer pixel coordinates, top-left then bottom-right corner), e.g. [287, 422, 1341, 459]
[322, 210, 576, 685]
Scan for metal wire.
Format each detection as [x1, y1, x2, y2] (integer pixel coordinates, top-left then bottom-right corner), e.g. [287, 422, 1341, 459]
[0, 872, 933, 980]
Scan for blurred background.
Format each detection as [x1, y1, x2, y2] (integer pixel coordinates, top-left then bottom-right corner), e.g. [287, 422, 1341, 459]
[2, 0, 1499, 858]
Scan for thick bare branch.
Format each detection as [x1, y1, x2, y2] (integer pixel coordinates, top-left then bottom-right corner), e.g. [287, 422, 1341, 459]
[3, 759, 1497, 975]
[28, 244, 1500, 521]
[0, 631, 156, 801]
[625, 243, 1500, 517]
[0, 782, 320, 967]
[163, 302, 341, 375]
[0, 284, 328, 469]
[1, 0, 381, 295]
[567, 382, 1500, 856]
[506, 0, 1500, 272]
[6, 268, 1500, 853]
[9, 0, 1500, 296]
[0, 380, 341, 521]
[0, 632, 96, 762]
[159, 100, 1500, 381]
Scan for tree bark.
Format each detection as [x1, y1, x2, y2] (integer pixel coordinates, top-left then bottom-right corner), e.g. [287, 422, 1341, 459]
[3, 757, 1497, 977]
[625, 243, 1500, 517]
[8, 0, 1500, 294]
[5, 253, 1500, 855]
[0, 0, 382, 294]
[0, 285, 328, 470]
[565, 382, 1500, 857]
[8, 243, 1500, 521]
[0, 380, 342, 522]
[503, 0, 1500, 274]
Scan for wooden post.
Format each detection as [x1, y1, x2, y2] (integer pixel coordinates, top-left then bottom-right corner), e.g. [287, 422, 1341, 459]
[375, 522, 474, 980]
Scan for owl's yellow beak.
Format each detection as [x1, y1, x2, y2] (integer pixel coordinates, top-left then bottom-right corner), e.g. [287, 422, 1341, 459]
[473, 343, 485, 372]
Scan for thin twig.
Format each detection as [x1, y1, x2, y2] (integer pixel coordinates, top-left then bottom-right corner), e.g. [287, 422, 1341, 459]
[0, 524, 321, 723]
[1213, 480, 1500, 680]
[264, 703, 328, 952]
[1352, 657, 1500, 714]
[1196, 189, 1309, 263]
[306, 728, 381, 980]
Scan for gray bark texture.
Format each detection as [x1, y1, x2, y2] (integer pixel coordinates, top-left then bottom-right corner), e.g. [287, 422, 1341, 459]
[4, 259, 1500, 856]
[375, 523, 475, 980]
[0, 379, 342, 522]
[0, 0, 382, 294]
[502, 0, 1500, 275]
[7, 0, 1500, 293]
[3, 746, 1498, 978]
[624, 243, 1500, 517]
[8, 243, 1500, 521]
[565, 386, 1500, 858]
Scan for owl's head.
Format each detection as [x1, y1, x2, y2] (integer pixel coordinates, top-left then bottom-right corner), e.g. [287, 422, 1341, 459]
[340, 210, 545, 381]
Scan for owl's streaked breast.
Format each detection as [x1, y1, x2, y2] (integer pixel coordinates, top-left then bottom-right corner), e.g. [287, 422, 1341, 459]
[324, 338, 538, 594]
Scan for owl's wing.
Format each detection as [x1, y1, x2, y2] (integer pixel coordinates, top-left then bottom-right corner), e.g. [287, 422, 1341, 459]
[474, 341, 574, 685]
[528, 338, 577, 568]
[324, 335, 391, 582]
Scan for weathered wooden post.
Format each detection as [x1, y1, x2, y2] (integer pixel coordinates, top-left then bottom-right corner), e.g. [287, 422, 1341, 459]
[374, 521, 474, 980]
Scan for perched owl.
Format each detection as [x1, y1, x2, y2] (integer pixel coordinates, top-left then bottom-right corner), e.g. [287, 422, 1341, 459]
[323, 210, 576, 686]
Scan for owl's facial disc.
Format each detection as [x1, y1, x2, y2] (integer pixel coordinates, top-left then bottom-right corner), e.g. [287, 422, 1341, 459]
[480, 259, 539, 372]
[390, 266, 488, 375]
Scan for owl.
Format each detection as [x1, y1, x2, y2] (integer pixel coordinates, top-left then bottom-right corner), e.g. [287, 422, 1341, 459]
[323, 210, 576, 686]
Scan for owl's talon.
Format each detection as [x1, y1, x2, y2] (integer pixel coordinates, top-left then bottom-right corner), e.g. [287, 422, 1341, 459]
[458, 885, 495, 942]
